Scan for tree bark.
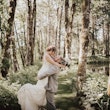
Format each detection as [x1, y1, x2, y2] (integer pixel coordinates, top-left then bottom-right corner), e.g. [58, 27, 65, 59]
[77, 0, 90, 94]
[104, 22, 109, 58]
[26, 0, 36, 65]
[91, 15, 95, 56]
[37, 30, 44, 59]
[11, 30, 19, 72]
[14, 22, 26, 67]
[1, 0, 17, 78]
[65, 0, 76, 59]
[58, 5, 63, 55]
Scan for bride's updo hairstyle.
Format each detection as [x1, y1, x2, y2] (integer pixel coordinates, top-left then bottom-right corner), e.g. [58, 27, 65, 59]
[46, 45, 56, 52]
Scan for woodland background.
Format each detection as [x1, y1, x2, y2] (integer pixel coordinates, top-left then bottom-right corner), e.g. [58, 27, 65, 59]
[0, 0, 110, 110]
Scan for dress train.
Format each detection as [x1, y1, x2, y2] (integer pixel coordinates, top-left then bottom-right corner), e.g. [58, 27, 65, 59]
[17, 77, 48, 110]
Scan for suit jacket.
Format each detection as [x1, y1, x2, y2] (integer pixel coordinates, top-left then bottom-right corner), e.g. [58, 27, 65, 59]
[45, 74, 58, 93]
[37, 53, 60, 93]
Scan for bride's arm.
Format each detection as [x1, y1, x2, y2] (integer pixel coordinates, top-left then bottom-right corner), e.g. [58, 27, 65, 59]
[45, 54, 65, 68]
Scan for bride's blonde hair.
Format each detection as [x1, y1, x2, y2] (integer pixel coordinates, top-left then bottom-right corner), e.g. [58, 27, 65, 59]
[46, 45, 56, 52]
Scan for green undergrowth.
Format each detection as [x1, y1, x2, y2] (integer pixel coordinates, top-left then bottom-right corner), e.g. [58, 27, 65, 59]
[87, 55, 109, 64]
[0, 63, 42, 110]
[0, 61, 109, 110]
[81, 73, 110, 110]
[0, 62, 78, 110]
[55, 67, 81, 110]
[0, 79, 21, 110]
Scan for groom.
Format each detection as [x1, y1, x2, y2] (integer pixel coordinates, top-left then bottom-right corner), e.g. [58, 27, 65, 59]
[38, 45, 66, 110]
[45, 73, 58, 110]
[38, 74, 58, 110]
[39, 73, 58, 110]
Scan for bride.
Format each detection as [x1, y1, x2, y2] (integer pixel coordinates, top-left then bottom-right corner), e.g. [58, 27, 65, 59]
[17, 45, 65, 110]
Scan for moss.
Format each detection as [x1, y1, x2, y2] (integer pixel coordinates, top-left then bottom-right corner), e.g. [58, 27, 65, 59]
[1, 57, 10, 69]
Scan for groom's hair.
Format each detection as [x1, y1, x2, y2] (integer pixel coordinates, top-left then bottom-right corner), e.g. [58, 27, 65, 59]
[57, 57, 70, 67]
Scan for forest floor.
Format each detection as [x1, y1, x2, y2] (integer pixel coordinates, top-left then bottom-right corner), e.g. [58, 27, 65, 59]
[0, 56, 109, 110]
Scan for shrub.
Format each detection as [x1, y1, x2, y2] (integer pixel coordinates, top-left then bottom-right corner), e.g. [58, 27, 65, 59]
[8, 65, 40, 85]
[81, 73, 110, 110]
[0, 80, 21, 110]
[0, 64, 41, 110]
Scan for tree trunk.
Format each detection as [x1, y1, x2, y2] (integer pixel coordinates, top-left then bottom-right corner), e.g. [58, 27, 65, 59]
[1, 0, 17, 78]
[11, 30, 19, 72]
[106, 20, 110, 96]
[26, 0, 36, 65]
[91, 15, 95, 56]
[37, 30, 43, 59]
[77, 0, 90, 94]
[0, 32, 4, 55]
[63, 38, 66, 57]
[104, 22, 109, 58]
[57, 5, 63, 55]
[40, 30, 44, 59]
[65, 0, 76, 59]
[55, 7, 59, 51]
[14, 22, 26, 67]
[0, 3, 5, 55]
[48, 0, 51, 45]
[107, 75, 110, 96]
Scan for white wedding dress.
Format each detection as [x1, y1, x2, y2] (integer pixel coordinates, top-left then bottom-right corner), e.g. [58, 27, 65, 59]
[17, 54, 59, 110]
[17, 77, 48, 110]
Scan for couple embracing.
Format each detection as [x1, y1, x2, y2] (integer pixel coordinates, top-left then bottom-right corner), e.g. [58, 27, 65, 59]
[17, 45, 67, 110]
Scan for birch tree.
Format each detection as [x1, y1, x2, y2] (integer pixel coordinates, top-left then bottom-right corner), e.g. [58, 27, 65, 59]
[77, 0, 91, 94]
[11, 29, 19, 72]
[65, 0, 76, 59]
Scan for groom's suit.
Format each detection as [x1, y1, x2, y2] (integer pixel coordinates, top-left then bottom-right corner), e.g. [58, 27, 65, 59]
[45, 73, 58, 110]
[37, 54, 60, 110]
[38, 66, 59, 110]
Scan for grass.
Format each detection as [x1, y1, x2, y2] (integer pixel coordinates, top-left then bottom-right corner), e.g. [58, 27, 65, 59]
[0, 59, 109, 110]
[87, 55, 110, 64]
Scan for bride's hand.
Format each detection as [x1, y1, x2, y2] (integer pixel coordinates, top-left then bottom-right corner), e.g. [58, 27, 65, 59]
[59, 64, 66, 68]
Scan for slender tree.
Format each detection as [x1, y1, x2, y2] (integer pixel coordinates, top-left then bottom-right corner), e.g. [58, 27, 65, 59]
[65, 0, 76, 59]
[11, 29, 19, 72]
[104, 21, 109, 57]
[1, 0, 17, 78]
[14, 22, 26, 67]
[26, 0, 36, 65]
[77, 0, 91, 93]
[0, 1, 5, 54]
[37, 30, 44, 59]
[48, 0, 52, 45]
[91, 15, 95, 56]
[57, 2, 63, 55]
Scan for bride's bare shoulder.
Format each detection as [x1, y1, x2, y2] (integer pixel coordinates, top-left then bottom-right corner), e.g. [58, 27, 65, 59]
[43, 53, 50, 61]
[44, 53, 50, 58]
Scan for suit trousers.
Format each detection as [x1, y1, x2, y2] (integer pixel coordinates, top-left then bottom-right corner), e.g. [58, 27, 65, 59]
[46, 91, 56, 110]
